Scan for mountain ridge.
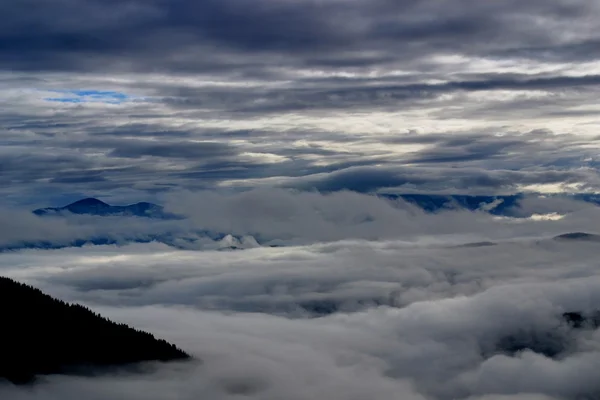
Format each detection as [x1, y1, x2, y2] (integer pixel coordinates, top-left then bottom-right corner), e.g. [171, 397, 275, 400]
[0, 276, 190, 385]
[12, 194, 600, 252]
[31, 193, 600, 219]
[33, 198, 177, 219]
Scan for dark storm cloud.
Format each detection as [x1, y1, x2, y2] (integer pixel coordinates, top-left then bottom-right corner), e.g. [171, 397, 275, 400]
[171, 160, 276, 182]
[2, 118, 600, 203]
[395, 130, 588, 167]
[290, 165, 600, 194]
[267, 129, 600, 193]
[1, 0, 598, 73]
[293, 167, 422, 193]
[49, 171, 108, 184]
[90, 124, 194, 138]
[1, 0, 600, 201]
[0, 153, 93, 184]
[106, 140, 237, 160]
[137, 74, 600, 116]
[167, 156, 394, 187]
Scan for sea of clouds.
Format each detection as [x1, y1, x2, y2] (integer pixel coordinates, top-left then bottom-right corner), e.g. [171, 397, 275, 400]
[1, 190, 600, 399]
[1, 189, 599, 250]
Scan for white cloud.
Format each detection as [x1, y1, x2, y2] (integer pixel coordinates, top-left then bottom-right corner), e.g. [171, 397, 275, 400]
[1, 190, 600, 252]
[2, 212, 600, 399]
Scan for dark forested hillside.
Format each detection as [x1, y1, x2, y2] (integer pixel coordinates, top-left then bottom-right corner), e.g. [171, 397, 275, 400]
[0, 277, 190, 384]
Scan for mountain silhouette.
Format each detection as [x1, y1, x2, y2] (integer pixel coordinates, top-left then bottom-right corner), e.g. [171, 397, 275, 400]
[16, 194, 600, 253]
[553, 232, 600, 241]
[0, 277, 190, 385]
[30, 193, 600, 220]
[33, 198, 175, 219]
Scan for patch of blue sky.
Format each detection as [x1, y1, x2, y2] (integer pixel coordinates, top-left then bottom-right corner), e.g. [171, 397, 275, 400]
[44, 97, 85, 103]
[43, 89, 132, 104]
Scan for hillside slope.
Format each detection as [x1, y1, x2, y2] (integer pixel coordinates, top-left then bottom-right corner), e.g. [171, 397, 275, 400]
[0, 277, 190, 384]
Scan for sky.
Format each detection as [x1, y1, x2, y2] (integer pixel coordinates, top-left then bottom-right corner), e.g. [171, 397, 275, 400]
[3, 0, 600, 206]
[3, 1, 600, 399]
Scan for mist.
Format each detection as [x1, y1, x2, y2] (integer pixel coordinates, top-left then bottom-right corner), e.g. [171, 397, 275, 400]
[1, 197, 600, 399]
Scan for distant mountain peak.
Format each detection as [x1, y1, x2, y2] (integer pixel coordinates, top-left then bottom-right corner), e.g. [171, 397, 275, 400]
[69, 198, 110, 207]
[33, 198, 178, 220]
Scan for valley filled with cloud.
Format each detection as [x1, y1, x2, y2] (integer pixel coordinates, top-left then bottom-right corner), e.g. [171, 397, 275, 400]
[2, 193, 600, 399]
[3, 0, 600, 398]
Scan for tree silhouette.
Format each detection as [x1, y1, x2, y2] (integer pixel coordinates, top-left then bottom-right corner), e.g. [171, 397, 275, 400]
[0, 277, 190, 384]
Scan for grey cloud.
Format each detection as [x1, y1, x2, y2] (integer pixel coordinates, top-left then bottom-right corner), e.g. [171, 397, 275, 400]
[160, 189, 600, 243]
[3, 98, 600, 200]
[1, 0, 598, 73]
[2, 0, 600, 203]
[3, 221, 600, 399]
[287, 164, 600, 193]
[106, 140, 237, 160]
[291, 166, 423, 193]
[2, 189, 600, 251]
[90, 124, 194, 138]
[49, 171, 108, 184]
[0, 153, 94, 185]
[146, 75, 600, 116]
[398, 130, 597, 170]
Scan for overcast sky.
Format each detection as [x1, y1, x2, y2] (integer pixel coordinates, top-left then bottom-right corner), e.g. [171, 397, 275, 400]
[4, 3, 600, 398]
[2, 0, 600, 206]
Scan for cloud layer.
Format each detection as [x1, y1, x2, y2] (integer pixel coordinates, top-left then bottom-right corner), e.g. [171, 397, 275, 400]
[3, 1, 600, 398]
[0, 191, 600, 399]
[2, 0, 600, 203]
[2, 217, 600, 399]
[2, 189, 600, 251]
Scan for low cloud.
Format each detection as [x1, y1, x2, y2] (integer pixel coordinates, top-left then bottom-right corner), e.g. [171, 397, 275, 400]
[2, 224, 600, 399]
[1, 190, 599, 251]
